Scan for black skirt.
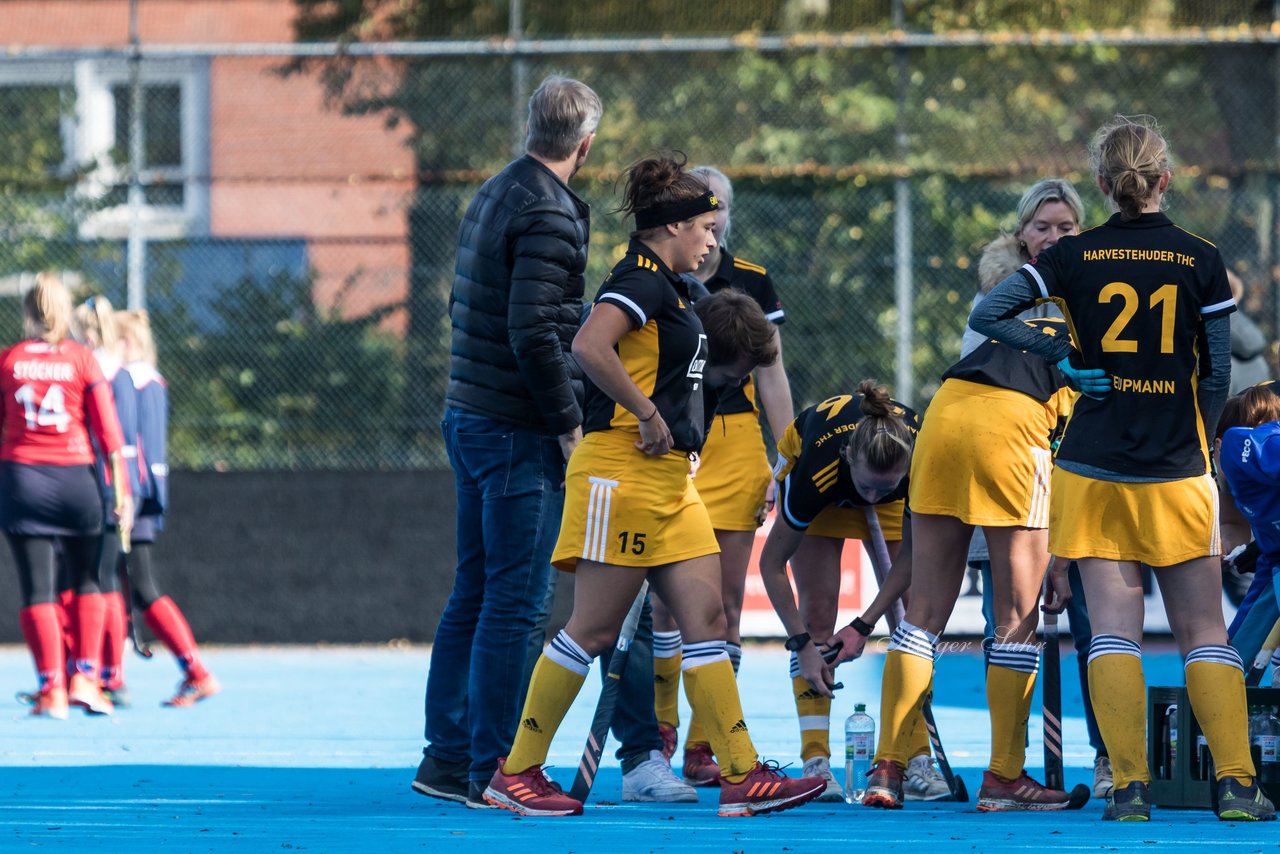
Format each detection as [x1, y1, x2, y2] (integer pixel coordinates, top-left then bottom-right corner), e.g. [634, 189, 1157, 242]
[0, 461, 104, 536]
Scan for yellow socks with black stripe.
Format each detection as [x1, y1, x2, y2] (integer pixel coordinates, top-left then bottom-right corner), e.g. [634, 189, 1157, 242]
[686, 642, 738, 749]
[1087, 635, 1150, 787]
[1186, 645, 1256, 783]
[791, 651, 831, 761]
[987, 643, 1040, 780]
[875, 621, 937, 767]
[683, 640, 756, 782]
[905, 686, 933, 761]
[503, 630, 590, 775]
[653, 630, 683, 729]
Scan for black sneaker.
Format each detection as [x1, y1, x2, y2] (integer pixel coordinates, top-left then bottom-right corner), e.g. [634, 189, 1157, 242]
[411, 751, 468, 803]
[1103, 780, 1151, 821]
[466, 779, 499, 810]
[1216, 776, 1277, 822]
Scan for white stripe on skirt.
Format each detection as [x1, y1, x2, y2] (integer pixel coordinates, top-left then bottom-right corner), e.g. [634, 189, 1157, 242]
[1026, 446, 1052, 529]
[1206, 473, 1221, 556]
[583, 476, 619, 562]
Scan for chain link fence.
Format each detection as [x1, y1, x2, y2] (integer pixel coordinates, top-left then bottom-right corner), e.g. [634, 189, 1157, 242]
[3, 1, 1280, 469]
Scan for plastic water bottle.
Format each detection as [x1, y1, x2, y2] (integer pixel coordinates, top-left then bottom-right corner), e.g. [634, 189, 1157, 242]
[844, 703, 875, 804]
[1252, 706, 1280, 783]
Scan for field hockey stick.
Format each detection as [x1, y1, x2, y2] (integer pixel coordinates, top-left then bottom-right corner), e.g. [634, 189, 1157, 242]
[862, 507, 969, 803]
[117, 552, 153, 659]
[569, 580, 649, 804]
[1036, 563, 1090, 808]
[1245, 617, 1280, 687]
[1041, 569, 1065, 790]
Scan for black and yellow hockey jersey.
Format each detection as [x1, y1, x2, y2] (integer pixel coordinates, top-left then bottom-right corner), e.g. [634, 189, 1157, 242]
[583, 239, 709, 453]
[701, 250, 785, 416]
[1019, 211, 1235, 478]
[774, 393, 920, 530]
[944, 317, 1075, 444]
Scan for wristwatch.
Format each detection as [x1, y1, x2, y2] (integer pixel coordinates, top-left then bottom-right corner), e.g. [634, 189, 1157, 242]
[784, 632, 812, 652]
[849, 617, 874, 637]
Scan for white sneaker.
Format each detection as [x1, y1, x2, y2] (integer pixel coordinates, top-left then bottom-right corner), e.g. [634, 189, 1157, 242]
[802, 755, 845, 802]
[904, 754, 951, 801]
[622, 750, 699, 802]
[1092, 754, 1114, 799]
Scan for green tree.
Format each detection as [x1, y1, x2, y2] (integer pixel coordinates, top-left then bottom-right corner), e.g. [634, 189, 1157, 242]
[287, 0, 1278, 417]
[160, 268, 409, 469]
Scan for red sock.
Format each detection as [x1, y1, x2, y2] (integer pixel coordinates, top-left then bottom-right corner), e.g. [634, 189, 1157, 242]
[19, 604, 66, 690]
[72, 593, 107, 678]
[144, 597, 208, 681]
[100, 593, 126, 689]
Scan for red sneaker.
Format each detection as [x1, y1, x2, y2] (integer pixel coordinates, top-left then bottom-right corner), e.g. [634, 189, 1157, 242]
[683, 743, 721, 786]
[718, 760, 826, 817]
[977, 770, 1072, 811]
[861, 759, 905, 809]
[659, 722, 678, 760]
[483, 758, 583, 816]
[163, 673, 221, 707]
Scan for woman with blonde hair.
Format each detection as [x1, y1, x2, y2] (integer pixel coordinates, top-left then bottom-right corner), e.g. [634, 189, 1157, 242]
[72, 295, 139, 706]
[116, 310, 220, 707]
[755, 380, 933, 801]
[971, 115, 1274, 821]
[1, 273, 131, 717]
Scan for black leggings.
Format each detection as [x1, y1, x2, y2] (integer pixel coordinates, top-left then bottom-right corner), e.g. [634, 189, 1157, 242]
[6, 533, 102, 607]
[94, 531, 123, 595]
[123, 542, 164, 610]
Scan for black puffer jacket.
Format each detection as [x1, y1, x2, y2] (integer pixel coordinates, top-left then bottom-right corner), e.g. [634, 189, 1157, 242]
[445, 155, 589, 435]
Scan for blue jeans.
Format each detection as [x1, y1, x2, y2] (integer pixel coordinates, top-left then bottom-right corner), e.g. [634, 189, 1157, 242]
[979, 559, 1105, 755]
[425, 407, 565, 783]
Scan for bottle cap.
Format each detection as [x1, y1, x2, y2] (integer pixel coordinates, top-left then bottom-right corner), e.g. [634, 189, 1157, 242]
[854, 703, 866, 712]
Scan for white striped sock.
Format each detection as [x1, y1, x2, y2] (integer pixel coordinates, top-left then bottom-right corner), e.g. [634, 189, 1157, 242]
[1087, 633, 1141, 666]
[546, 630, 593, 676]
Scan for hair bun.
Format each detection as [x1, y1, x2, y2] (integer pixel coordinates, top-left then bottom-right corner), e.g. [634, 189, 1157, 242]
[857, 378, 892, 417]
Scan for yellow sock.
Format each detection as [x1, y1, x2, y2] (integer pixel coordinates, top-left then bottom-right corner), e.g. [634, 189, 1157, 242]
[1087, 639, 1150, 787]
[906, 692, 931, 761]
[504, 654, 587, 775]
[1186, 650, 1256, 783]
[685, 658, 757, 782]
[653, 646, 683, 729]
[687, 643, 741, 749]
[875, 649, 934, 767]
[686, 712, 708, 749]
[987, 664, 1037, 780]
[792, 675, 832, 761]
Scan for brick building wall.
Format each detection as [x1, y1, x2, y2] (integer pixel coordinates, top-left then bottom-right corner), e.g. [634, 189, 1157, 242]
[4, 0, 417, 324]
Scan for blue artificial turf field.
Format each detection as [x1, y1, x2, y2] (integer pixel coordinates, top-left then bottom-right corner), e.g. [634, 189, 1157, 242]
[1, 643, 1275, 852]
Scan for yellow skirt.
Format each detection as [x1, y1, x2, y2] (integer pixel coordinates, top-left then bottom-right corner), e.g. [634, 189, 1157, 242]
[908, 379, 1054, 528]
[1048, 467, 1220, 566]
[695, 411, 773, 531]
[806, 500, 905, 541]
[553, 429, 720, 572]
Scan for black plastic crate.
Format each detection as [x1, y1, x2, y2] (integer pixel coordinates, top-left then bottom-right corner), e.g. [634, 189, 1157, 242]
[1148, 685, 1280, 809]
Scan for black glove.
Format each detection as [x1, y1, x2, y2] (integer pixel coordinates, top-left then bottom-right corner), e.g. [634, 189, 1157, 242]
[1224, 541, 1261, 577]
